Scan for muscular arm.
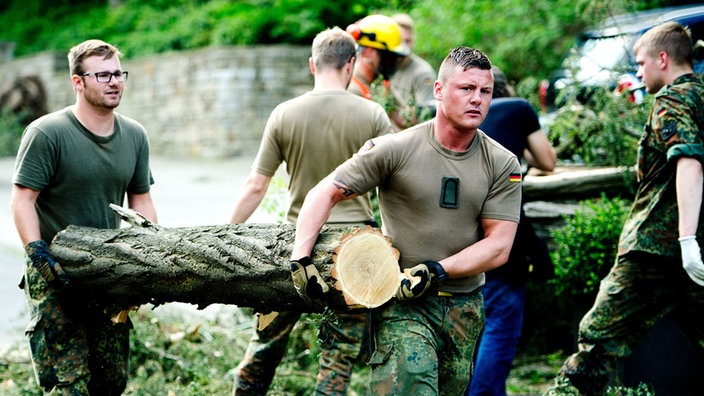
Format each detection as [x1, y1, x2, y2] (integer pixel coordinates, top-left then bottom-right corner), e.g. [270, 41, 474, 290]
[127, 192, 158, 223]
[523, 130, 556, 171]
[291, 175, 359, 259]
[229, 171, 272, 223]
[438, 218, 518, 278]
[677, 157, 703, 237]
[11, 184, 41, 245]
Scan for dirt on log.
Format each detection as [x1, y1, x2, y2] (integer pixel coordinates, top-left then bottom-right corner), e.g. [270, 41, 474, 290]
[50, 222, 394, 313]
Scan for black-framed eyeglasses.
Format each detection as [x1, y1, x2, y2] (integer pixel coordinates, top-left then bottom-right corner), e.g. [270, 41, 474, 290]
[80, 70, 128, 83]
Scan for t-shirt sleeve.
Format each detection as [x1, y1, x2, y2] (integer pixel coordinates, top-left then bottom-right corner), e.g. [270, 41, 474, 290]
[252, 109, 284, 177]
[334, 135, 393, 195]
[482, 154, 522, 223]
[13, 126, 55, 191]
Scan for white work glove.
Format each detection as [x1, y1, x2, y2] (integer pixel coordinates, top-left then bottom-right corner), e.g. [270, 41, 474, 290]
[679, 236, 704, 286]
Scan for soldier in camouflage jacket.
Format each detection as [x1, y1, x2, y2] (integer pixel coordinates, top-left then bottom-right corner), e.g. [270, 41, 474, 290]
[548, 21, 704, 396]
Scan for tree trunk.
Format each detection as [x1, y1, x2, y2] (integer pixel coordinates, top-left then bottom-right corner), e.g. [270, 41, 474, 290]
[50, 222, 400, 313]
[523, 165, 636, 201]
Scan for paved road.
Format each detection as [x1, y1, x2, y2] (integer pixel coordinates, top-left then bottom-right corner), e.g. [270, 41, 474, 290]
[0, 153, 280, 348]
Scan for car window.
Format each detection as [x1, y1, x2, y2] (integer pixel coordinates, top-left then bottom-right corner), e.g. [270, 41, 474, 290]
[560, 35, 632, 85]
[576, 36, 630, 71]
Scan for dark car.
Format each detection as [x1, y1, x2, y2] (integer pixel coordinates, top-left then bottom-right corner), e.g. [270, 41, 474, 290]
[543, 4, 704, 111]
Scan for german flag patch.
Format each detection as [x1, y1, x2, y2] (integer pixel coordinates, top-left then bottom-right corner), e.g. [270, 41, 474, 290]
[509, 173, 521, 183]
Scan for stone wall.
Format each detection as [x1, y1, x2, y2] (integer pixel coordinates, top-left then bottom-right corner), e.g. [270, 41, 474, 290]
[0, 45, 313, 157]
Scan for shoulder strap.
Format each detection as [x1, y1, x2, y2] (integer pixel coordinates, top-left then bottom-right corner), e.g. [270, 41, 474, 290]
[351, 76, 372, 100]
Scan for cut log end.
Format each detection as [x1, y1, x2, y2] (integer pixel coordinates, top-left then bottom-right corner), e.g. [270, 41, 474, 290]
[332, 227, 400, 308]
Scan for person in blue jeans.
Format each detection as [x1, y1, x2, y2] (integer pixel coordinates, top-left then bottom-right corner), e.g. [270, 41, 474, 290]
[467, 67, 556, 396]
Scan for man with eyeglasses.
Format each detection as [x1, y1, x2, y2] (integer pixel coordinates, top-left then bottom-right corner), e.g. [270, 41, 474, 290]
[11, 39, 157, 395]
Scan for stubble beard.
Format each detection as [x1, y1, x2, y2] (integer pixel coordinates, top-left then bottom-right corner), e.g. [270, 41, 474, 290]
[85, 87, 122, 110]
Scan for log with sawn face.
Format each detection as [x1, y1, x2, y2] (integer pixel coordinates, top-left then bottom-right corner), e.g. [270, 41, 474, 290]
[49, 219, 401, 313]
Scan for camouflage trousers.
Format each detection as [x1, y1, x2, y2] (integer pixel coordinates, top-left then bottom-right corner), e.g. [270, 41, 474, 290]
[368, 289, 484, 396]
[233, 310, 370, 395]
[22, 258, 131, 396]
[559, 251, 704, 395]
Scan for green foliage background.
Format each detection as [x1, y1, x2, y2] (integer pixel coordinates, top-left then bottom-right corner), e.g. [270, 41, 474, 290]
[550, 194, 632, 297]
[0, 0, 682, 160]
[547, 88, 652, 166]
[0, 0, 676, 81]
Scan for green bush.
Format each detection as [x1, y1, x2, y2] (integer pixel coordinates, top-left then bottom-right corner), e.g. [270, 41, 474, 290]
[546, 87, 651, 166]
[549, 194, 631, 297]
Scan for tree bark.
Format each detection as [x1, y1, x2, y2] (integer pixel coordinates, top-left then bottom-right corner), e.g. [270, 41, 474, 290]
[523, 166, 636, 201]
[50, 222, 399, 313]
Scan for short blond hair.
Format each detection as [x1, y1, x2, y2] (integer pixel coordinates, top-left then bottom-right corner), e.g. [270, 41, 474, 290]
[392, 13, 414, 31]
[68, 39, 122, 76]
[311, 27, 357, 71]
[634, 21, 693, 67]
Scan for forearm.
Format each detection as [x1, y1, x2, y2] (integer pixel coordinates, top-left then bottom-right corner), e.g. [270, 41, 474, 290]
[229, 173, 270, 223]
[439, 219, 517, 278]
[677, 157, 703, 237]
[11, 185, 41, 245]
[525, 131, 557, 171]
[441, 239, 509, 277]
[291, 177, 350, 259]
[13, 204, 41, 246]
[291, 188, 333, 259]
[128, 192, 158, 223]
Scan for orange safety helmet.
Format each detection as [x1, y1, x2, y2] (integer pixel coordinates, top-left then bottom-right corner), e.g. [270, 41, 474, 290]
[346, 14, 410, 56]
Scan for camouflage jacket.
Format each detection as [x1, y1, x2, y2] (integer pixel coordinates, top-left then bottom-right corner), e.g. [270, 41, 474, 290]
[618, 73, 704, 257]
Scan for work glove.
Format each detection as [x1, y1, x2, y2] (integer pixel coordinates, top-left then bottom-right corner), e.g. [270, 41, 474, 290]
[679, 236, 704, 286]
[396, 260, 448, 301]
[290, 256, 329, 301]
[25, 240, 70, 290]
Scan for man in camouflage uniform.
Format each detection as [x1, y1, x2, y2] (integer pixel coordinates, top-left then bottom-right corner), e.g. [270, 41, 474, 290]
[12, 39, 158, 394]
[289, 46, 521, 395]
[229, 27, 393, 395]
[547, 21, 704, 396]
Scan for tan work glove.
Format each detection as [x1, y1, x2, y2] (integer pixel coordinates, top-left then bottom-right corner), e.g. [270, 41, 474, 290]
[290, 256, 329, 300]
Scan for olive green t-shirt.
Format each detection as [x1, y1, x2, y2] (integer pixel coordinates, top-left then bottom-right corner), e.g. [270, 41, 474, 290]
[335, 120, 522, 293]
[13, 107, 153, 242]
[253, 89, 393, 223]
[389, 53, 436, 109]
